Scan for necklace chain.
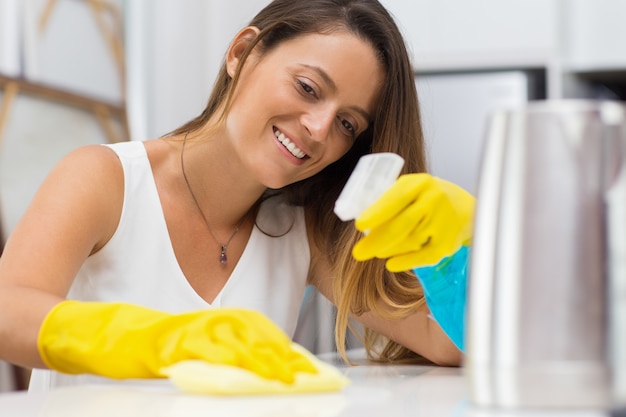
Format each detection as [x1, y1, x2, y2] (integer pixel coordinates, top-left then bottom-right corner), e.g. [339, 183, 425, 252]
[180, 134, 247, 265]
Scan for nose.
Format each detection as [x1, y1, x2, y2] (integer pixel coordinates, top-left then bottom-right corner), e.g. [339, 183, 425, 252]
[302, 105, 335, 143]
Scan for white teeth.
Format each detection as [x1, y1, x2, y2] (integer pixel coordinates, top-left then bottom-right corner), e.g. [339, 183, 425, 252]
[274, 129, 306, 159]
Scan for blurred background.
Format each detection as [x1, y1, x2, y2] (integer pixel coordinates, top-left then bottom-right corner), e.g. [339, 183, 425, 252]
[0, 0, 624, 391]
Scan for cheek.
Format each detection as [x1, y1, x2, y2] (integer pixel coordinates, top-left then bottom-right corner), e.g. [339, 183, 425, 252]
[311, 139, 354, 175]
[331, 136, 356, 160]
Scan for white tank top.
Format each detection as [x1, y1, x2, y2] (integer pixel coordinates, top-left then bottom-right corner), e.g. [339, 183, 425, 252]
[29, 140, 310, 391]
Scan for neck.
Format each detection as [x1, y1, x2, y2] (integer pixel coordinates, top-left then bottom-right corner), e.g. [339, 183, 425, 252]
[177, 132, 265, 230]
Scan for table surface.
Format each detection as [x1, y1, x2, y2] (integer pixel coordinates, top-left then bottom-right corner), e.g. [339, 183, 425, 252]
[0, 351, 611, 417]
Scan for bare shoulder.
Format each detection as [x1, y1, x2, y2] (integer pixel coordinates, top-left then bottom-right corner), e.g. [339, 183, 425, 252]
[54, 144, 123, 176]
[0, 144, 126, 294]
[42, 144, 124, 209]
[27, 144, 126, 251]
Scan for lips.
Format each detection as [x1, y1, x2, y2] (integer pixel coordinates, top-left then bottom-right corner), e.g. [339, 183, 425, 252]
[274, 128, 307, 159]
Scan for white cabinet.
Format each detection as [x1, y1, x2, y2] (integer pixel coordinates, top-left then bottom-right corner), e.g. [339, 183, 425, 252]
[380, 0, 626, 100]
[562, 0, 626, 71]
[382, 0, 625, 196]
[380, 0, 559, 71]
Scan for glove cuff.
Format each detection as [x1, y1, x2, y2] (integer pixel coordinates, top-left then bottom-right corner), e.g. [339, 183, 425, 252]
[37, 300, 169, 378]
[37, 300, 78, 372]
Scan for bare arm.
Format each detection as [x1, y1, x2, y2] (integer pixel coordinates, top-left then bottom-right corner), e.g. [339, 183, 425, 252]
[0, 145, 123, 369]
[308, 230, 462, 366]
[354, 303, 462, 366]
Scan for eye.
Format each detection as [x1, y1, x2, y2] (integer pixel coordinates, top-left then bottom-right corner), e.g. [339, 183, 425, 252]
[339, 117, 356, 137]
[296, 79, 317, 97]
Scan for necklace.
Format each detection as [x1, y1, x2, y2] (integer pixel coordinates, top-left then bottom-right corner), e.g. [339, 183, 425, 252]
[180, 134, 247, 265]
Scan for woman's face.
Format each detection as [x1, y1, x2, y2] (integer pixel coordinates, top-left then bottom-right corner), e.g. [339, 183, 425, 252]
[224, 30, 385, 189]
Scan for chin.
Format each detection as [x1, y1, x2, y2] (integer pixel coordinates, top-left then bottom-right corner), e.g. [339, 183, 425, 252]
[264, 181, 291, 190]
[256, 166, 315, 190]
[263, 175, 307, 190]
[258, 175, 289, 190]
[256, 168, 303, 190]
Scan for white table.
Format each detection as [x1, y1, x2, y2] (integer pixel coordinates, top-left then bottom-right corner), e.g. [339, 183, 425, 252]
[0, 352, 610, 417]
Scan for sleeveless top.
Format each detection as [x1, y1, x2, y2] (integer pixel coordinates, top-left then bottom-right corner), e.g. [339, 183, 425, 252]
[29, 141, 310, 391]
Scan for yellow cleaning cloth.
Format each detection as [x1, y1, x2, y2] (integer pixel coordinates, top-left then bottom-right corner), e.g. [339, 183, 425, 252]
[162, 344, 350, 395]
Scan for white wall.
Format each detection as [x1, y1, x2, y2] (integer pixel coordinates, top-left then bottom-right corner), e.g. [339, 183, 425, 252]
[22, 0, 124, 102]
[0, 0, 21, 77]
[125, 0, 271, 141]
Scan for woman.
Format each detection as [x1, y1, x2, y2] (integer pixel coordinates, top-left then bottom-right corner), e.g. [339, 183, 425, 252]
[0, 0, 472, 390]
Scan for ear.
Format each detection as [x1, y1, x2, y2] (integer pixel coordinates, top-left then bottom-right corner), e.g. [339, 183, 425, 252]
[226, 26, 261, 78]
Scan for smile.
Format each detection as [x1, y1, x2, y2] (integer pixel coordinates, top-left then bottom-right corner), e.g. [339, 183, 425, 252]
[274, 128, 307, 159]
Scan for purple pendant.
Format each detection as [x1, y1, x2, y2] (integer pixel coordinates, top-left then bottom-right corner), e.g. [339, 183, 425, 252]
[220, 246, 227, 264]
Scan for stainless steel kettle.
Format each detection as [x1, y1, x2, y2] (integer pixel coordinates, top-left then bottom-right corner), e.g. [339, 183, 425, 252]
[465, 100, 626, 409]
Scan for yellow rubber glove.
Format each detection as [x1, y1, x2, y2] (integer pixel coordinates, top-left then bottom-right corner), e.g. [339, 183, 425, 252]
[38, 301, 317, 383]
[352, 173, 475, 271]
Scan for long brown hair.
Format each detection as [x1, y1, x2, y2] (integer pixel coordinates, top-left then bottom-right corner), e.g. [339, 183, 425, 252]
[171, 0, 428, 363]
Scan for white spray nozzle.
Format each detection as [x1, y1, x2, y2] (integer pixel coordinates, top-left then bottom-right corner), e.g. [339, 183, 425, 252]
[334, 152, 405, 221]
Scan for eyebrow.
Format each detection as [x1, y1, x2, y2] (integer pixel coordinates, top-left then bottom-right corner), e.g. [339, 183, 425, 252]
[300, 64, 373, 122]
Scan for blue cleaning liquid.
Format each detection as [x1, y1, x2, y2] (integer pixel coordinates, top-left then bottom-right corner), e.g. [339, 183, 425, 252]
[413, 245, 469, 351]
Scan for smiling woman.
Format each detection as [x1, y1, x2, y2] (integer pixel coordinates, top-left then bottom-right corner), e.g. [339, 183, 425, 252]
[215, 28, 384, 188]
[0, 0, 471, 394]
